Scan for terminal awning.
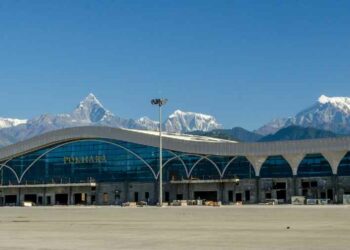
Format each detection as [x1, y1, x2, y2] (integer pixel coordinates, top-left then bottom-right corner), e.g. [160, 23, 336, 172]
[0, 182, 96, 189]
[170, 178, 240, 184]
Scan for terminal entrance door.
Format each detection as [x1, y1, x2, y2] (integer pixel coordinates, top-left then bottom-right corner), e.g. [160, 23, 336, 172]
[194, 191, 217, 201]
[274, 182, 287, 203]
[236, 193, 242, 202]
[165, 192, 170, 202]
[46, 196, 52, 205]
[24, 194, 37, 204]
[228, 191, 233, 202]
[5, 195, 17, 205]
[276, 190, 286, 201]
[74, 193, 87, 205]
[37, 196, 43, 205]
[327, 189, 334, 202]
[55, 194, 68, 205]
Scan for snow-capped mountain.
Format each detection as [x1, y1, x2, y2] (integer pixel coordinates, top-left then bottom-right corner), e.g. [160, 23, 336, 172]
[1, 93, 350, 146]
[136, 116, 159, 131]
[70, 93, 139, 128]
[71, 93, 114, 123]
[0, 118, 27, 129]
[0, 94, 222, 146]
[256, 95, 350, 135]
[164, 110, 222, 132]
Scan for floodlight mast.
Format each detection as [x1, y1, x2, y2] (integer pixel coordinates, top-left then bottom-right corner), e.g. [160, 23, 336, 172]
[151, 98, 168, 206]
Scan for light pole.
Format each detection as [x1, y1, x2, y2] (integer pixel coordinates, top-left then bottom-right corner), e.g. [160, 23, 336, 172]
[151, 98, 167, 206]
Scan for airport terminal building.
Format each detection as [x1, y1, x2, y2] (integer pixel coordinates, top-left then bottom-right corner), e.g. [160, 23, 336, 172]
[1, 126, 350, 206]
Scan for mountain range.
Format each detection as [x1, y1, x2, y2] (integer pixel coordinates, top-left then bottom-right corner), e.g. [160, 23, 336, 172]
[256, 95, 350, 135]
[192, 95, 350, 142]
[0, 93, 221, 146]
[0, 93, 349, 146]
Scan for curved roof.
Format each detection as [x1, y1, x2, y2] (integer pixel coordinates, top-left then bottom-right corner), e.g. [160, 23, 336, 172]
[0, 126, 350, 161]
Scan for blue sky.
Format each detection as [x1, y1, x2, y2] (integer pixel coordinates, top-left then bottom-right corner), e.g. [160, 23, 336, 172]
[0, 0, 349, 130]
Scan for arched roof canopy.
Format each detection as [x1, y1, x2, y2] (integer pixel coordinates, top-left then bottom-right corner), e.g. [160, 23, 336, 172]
[1, 126, 350, 161]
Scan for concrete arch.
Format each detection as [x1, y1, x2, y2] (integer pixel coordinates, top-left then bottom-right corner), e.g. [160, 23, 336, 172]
[283, 154, 305, 176]
[322, 151, 347, 175]
[19, 139, 157, 183]
[246, 156, 267, 177]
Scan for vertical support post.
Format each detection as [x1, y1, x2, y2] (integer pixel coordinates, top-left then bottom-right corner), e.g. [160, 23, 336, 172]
[159, 105, 163, 206]
[333, 174, 338, 204]
[0, 167, 3, 185]
[256, 177, 260, 203]
[293, 175, 297, 196]
[0, 188, 3, 206]
[153, 179, 157, 205]
[125, 181, 129, 202]
[187, 182, 190, 200]
[69, 186, 72, 205]
[18, 187, 21, 206]
[220, 181, 224, 203]
[43, 186, 46, 206]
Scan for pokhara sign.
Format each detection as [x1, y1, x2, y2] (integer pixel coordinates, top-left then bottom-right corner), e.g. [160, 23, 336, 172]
[63, 155, 107, 165]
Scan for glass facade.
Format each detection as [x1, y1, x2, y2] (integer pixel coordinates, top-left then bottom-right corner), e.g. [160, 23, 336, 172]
[0, 139, 258, 185]
[1, 139, 160, 185]
[297, 154, 332, 177]
[0, 138, 347, 185]
[260, 156, 292, 178]
[337, 152, 350, 176]
[189, 157, 221, 180]
[163, 158, 188, 181]
[223, 156, 256, 179]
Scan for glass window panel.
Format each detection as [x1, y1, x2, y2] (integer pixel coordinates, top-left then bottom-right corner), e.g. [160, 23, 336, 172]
[260, 155, 292, 178]
[298, 154, 332, 177]
[338, 152, 350, 176]
[224, 156, 255, 179]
